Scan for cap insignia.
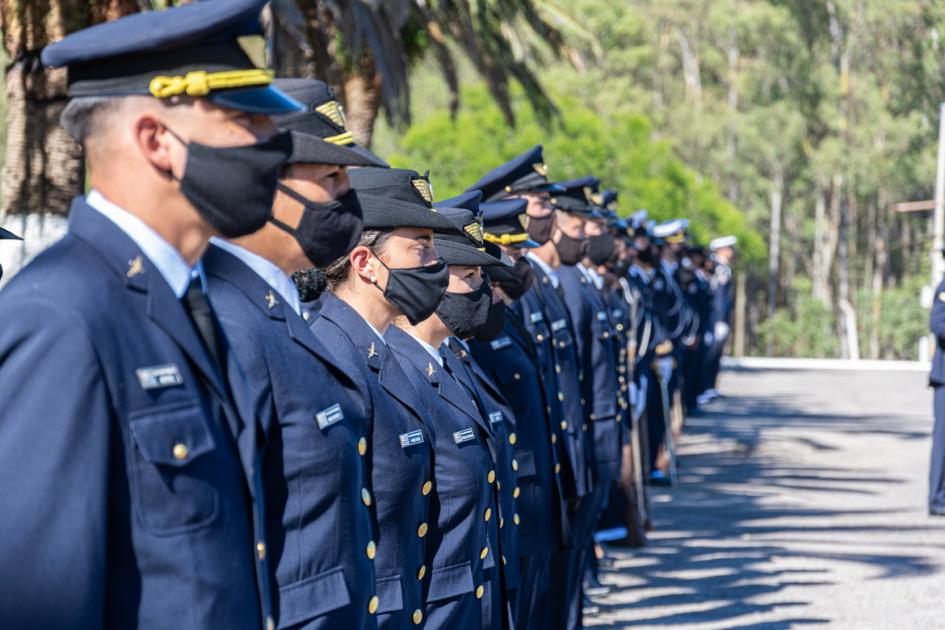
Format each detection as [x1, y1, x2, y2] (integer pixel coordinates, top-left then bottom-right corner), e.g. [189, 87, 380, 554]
[532, 163, 549, 177]
[315, 100, 348, 129]
[464, 221, 484, 246]
[236, 35, 268, 69]
[412, 178, 434, 203]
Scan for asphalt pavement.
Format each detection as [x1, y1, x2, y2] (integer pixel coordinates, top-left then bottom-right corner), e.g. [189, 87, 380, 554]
[586, 366, 945, 629]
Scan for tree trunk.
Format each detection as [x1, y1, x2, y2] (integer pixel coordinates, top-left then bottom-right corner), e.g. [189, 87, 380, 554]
[870, 189, 888, 359]
[767, 167, 783, 318]
[726, 21, 739, 204]
[341, 67, 384, 149]
[812, 178, 831, 304]
[734, 271, 747, 357]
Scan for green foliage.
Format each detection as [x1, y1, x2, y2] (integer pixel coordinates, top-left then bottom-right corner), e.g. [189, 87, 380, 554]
[757, 279, 840, 358]
[385, 84, 765, 264]
[856, 276, 929, 360]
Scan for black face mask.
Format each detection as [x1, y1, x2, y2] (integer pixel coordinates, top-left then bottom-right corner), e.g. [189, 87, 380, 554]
[555, 230, 587, 266]
[436, 280, 493, 339]
[526, 213, 555, 245]
[374, 256, 450, 325]
[638, 246, 660, 266]
[586, 234, 615, 266]
[167, 128, 293, 238]
[271, 184, 363, 267]
[475, 298, 507, 341]
[612, 257, 631, 279]
[497, 258, 534, 300]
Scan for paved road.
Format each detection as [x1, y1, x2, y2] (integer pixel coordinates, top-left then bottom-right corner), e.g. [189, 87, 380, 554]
[587, 366, 945, 629]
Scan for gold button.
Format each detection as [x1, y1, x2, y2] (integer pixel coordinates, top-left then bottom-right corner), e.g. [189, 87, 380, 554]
[484, 507, 492, 521]
[513, 372, 521, 381]
[358, 437, 367, 456]
[418, 564, 427, 580]
[266, 616, 275, 630]
[256, 541, 266, 561]
[366, 540, 376, 560]
[496, 480, 502, 491]
[480, 546, 489, 560]
[412, 609, 423, 625]
[361, 488, 372, 506]
[500, 517, 505, 529]
[558, 342, 566, 348]
[603, 331, 610, 339]
[589, 413, 597, 421]
[417, 522, 428, 538]
[512, 459, 519, 471]
[555, 364, 561, 373]
[536, 334, 544, 342]
[557, 392, 564, 401]
[508, 433, 517, 445]
[555, 463, 562, 473]
[422, 480, 433, 496]
[583, 423, 588, 432]
[514, 513, 520, 525]
[502, 555, 508, 566]
[368, 595, 379, 614]
[488, 470, 496, 483]
[551, 433, 557, 444]
[172, 443, 188, 461]
[560, 420, 567, 430]
[513, 486, 521, 498]
[476, 585, 485, 599]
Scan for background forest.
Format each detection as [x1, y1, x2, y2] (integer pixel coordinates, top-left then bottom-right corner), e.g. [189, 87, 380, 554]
[1, 0, 943, 359]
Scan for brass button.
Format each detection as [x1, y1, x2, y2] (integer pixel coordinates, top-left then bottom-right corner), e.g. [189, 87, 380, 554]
[417, 522, 428, 538]
[500, 517, 505, 529]
[560, 420, 568, 430]
[172, 443, 188, 461]
[513, 486, 521, 498]
[366, 540, 376, 560]
[422, 480, 433, 496]
[555, 364, 561, 374]
[358, 437, 367, 456]
[266, 616, 275, 630]
[484, 507, 492, 522]
[512, 459, 519, 471]
[555, 463, 562, 474]
[603, 331, 610, 339]
[480, 546, 489, 560]
[508, 433, 517, 445]
[551, 433, 557, 444]
[514, 513, 521, 525]
[368, 595, 379, 614]
[589, 413, 597, 421]
[536, 334, 544, 342]
[496, 480, 502, 491]
[583, 423, 588, 432]
[558, 342, 566, 348]
[361, 488, 372, 506]
[418, 564, 427, 580]
[302, 311, 311, 321]
[513, 372, 521, 381]
[476, 585, 485, 599]
[412, 609, 423, 625]
[487, 470, 496, 484]
[256, 541, 266, 561]
[557, 392, 565, 401]
[502, 555, 508, 566]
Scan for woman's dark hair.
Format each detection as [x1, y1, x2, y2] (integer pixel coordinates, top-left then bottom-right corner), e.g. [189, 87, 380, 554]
[322, 229, 393, 290]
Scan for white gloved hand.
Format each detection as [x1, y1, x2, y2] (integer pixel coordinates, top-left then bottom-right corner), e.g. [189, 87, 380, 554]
[714, 322, 730, 341]
[658, 357, 674, 384]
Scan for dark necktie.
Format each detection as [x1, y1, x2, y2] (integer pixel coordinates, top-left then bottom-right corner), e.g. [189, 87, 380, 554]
[182, 276, 224, 375]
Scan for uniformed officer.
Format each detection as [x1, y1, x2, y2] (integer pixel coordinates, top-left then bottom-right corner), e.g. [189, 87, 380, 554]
[928, 248, 945, 516]
[202, 79, 387, 628]
[314, 164, 462, 627]
[0, 227, 21, 282]
[468, 198, 569, 629]
[381, 179, 501, 629]
[676, 245, 712, 415]
[0, 1, 300, 627]
[701, 235, 737, 403]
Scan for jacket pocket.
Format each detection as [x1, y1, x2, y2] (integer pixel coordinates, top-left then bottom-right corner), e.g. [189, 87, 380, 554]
[513, 449, 537, 479]
[427, 561, 474, 602]
[375, 574, 404, 614]
[128, 401, 219, 534]
[278, 566, 351, 628]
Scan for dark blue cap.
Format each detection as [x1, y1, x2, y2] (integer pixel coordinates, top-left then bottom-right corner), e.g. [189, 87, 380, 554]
[480, 198, 538, 249]
[0, 227, 21, 240]
[348, 167, 457, 233]
[434, 192, 509, 267]
[466, 145, 564, 201]
[41, 0, 301, 114]
[552, 176, 602, 218]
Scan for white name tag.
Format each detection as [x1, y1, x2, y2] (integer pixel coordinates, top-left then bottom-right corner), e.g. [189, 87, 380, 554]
[530, 312, 544, 323]
[490, 336, 512, 350]
[315, 403, 344, 430]
[399, 429, 425, 448]
[453, 428, 476, 444]
[551, 319, 567, 332]
[489, 411, 504, 424]
[136, 364, 183, 390]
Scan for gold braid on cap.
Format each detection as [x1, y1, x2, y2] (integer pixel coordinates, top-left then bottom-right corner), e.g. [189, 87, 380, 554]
[149, 69, 273, 98]
[314, 101, 355, 145]
[484, 232, 530, 245]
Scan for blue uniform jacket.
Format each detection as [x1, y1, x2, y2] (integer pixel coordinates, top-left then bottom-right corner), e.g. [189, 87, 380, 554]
[523, 264, 592, 498]
[930, 277, 945, 386]
[0, 200, 269, 629]
[204, 245, 375, 630]
[310, 293, 435, 627]
[469, 308, 569, 555]
[386, 326, 500, 630]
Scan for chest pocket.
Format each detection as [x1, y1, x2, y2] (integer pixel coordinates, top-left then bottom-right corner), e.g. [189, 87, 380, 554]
[550, 318, 573, 351]
[128, 401, 220, 534]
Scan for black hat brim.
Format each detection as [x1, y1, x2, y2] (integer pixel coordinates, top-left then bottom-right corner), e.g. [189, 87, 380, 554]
[0, 227, 21, 240]
[357, 194, 460, 233]
[287, 131, 382, 167]
[207, 86, 304, 114]
[434, 238, 510, 268]
[347, 144, 389, 168]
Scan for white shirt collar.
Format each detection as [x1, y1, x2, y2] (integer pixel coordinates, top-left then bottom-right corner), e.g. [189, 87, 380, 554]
[526, 251, 559, 288]
[580, 263, 605, 289]
[344, 302, 386, 345]
[86, 189, 193, 298]
[408, 332, 444, 367]
[211, 238, 302, 316]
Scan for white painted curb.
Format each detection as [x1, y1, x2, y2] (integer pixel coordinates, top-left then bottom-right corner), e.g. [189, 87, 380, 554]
[722, 357, 931, 373]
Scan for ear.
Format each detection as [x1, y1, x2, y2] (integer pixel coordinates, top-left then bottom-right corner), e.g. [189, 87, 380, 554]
[132, 112, 180, 177]
[349, 245, 376, 284]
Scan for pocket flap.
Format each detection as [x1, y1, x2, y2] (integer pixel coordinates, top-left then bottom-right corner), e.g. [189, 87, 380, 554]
[375, 574, 404, 614]
[513, 449, 537, 479]
[427, 561, 474, 602]
[278, 566, 350, 628]
[129, 403, 215, 467]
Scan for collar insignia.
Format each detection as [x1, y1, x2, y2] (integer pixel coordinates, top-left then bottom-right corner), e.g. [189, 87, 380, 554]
[426, 362, 436, 378]
[265, 290, 278, 309]
[126, 255, 144, 278]
[367, 342, 378, 359]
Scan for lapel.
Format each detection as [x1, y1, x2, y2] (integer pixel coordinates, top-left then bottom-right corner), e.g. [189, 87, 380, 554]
[441, 344, 498, 457]
[504, 308, 537, 361]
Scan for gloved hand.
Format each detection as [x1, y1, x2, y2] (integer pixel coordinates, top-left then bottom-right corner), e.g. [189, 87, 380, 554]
[714, 321, 730, 341]
[657, 357, 673, 384]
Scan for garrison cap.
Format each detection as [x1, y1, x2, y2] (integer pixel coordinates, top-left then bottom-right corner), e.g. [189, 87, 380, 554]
[348, 167, 458, 232]
[433, 192, 511, 268]
[552, 176, 602, 218]
[41, 0, 301, 114]
[480, 198, 539, 249]
[272, 78, 388, 167]
[709, 235, 738, 251]
[466, 145, 564, 201]
[0, 227, 21, 240]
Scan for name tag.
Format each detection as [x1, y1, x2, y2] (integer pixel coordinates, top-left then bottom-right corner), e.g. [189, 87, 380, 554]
[596, 311, 608, 321]
[453, 428, 476, 444]
[551, 319, 567, 332]
[136, 364, 183, 390]
[399, 429, 425, 448]
[489, 411, 504, 424]
[315, 403, 344, 430]
[530, 312, 544, 323]
[490, 336, 512, 350]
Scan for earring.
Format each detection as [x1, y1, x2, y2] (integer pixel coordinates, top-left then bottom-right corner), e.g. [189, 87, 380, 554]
[370, 274, 377, 284]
